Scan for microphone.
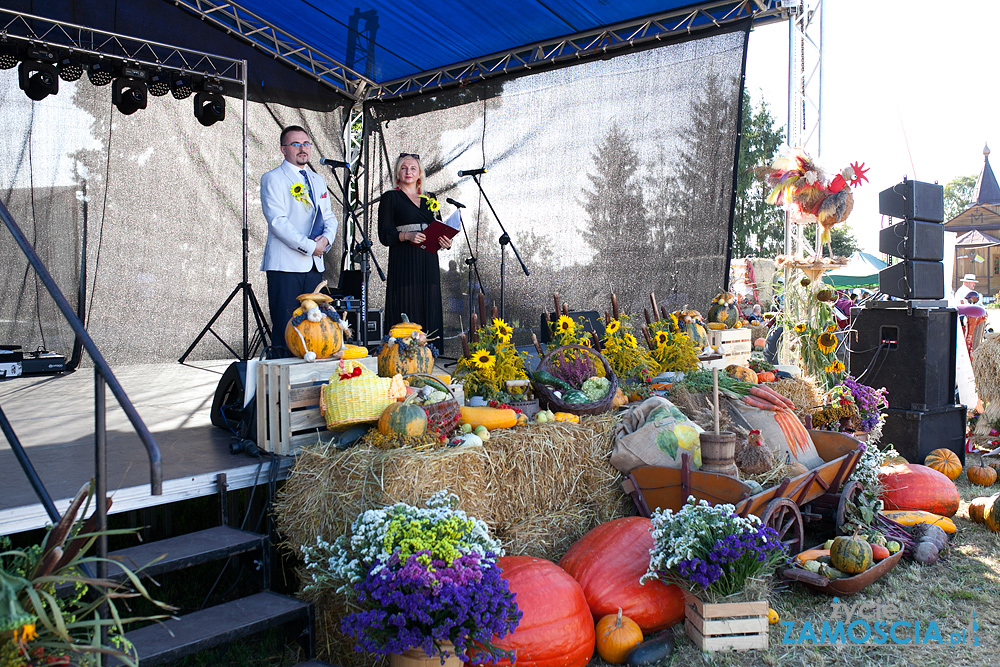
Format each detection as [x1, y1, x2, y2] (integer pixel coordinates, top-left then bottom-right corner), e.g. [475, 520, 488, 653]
[446, 198, 466, 209]
[320, 158, 350, 168]
[457, 167, 487, 177]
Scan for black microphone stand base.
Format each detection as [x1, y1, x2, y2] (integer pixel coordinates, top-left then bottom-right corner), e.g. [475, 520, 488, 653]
[179, 281, 270, 363]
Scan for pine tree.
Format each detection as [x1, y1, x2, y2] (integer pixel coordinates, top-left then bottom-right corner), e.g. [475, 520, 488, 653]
[732, 90, 785, 257]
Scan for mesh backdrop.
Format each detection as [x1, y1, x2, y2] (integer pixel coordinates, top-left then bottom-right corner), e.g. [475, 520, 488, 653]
[364, 26, 748, 356]
[0, 72, 345, 365]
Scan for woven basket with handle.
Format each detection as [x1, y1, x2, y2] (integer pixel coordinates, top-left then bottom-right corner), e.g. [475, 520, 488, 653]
[531, 344, 618, 416]
[321, 363, 395, 428]
[405, 373, 461, 441]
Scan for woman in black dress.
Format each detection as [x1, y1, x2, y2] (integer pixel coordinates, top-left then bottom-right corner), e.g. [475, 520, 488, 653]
[378, 153, 452, 339]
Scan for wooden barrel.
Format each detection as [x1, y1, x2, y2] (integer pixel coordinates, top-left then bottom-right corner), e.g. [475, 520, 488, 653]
[699, 432, 739, 476]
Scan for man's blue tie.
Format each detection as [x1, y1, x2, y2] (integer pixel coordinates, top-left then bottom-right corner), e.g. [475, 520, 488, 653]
[300, 169, 323, 239]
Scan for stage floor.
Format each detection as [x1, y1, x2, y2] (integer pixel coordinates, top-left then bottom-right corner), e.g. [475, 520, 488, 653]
[0, 359, 294, 535]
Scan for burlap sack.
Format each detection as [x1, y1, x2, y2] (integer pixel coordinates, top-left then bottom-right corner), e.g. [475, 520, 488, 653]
[730, 399, 824, 470]
[611, 396, 703, 474]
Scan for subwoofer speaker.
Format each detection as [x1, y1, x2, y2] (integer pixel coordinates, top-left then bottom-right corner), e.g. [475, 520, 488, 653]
[211, 361, 256, 439]
[878, 260, 944, 300]
[849, 306, 957, 411]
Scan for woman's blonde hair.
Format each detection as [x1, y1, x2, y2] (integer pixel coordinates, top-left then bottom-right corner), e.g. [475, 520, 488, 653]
[393, 153, 424, 193]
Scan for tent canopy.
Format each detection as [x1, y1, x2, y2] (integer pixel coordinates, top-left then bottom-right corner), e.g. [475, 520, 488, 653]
[822, 251, 887, 288]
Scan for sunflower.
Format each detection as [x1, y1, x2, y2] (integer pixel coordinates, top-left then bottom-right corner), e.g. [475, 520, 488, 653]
[493, 318, 513, 341]
[420, 194, 440, 213]
[605, 319, 621, 335]
[556, 315, 575, 334]
[624, 333, 638, 348]
[290, 182, 311, 207]
[580, 337, 591, 347]
[817, 332, 838, 354]
[826, 324, 839, 333]
[471, 349, 495, 369]
[653, 330, 670, 348]
[825, 359, 845, 374]
[794, 323, 807, 333]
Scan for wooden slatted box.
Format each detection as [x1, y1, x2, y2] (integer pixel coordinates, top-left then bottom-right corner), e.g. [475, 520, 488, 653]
[256, 357, 376, 455]
[683, 591, 769, 651]
[702, 328, 752, 370]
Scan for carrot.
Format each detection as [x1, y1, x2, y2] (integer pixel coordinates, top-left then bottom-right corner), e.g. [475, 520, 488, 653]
[755, 384, 795, 409]
[742, 395, 781, 411]
[749, 386, 786, 408]
[775, 410, 812, 457]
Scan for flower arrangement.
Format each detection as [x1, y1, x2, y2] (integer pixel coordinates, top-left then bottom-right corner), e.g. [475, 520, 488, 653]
[456, 318, 529, 401]
[0, 485, 169, 667]
[812, 376, 888, 438]
[648, 314, 701, 374]
[301, 492, 520, 662]
[599, 315, 656, 387]
[778, 276, 843, 389]
[841, 440, 901, 529]
[419, 194, 441, 215]
[641, 497, 788, 604]
[290, 181, 311, 208]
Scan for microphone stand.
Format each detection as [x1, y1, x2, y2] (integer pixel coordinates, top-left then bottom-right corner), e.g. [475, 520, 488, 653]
[326, 165, 385, 347]
[467, 174, 529, 319]
[457, 209, 486, 338]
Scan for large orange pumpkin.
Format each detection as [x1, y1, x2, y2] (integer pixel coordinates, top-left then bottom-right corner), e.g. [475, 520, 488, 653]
[879, 463, 961, 518]
[284, 302, 344, 359]
[486, 556, 595, 667]
[923, 448, 962, 480]
[558, 517, 685, 632]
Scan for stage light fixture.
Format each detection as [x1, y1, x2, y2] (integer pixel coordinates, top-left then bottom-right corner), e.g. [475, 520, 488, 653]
[112, 76, 148, 115]
[170, 74, 192, 100]
[193, 91, 225, 127]
[0, 42, 17, 70]
[87, 61, 114, 86]
[147, 70, 170, 96]
[57, 56, 83, 82]
[19, 60, 59, 101]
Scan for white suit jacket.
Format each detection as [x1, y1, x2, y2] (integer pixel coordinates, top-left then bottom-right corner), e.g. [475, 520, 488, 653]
[260, 161, 337, 272]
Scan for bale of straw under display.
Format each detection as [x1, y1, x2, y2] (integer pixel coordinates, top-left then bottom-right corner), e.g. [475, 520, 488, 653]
[274, 413, 629, 664]
[769, 376, 823, 420]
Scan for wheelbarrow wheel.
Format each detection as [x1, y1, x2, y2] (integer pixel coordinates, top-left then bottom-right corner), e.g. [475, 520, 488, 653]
[835, 480, 863, 535]
[760, 497, 804, 556]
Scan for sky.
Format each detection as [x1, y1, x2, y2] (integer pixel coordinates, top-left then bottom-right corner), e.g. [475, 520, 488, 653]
[743, 0, 998, 258]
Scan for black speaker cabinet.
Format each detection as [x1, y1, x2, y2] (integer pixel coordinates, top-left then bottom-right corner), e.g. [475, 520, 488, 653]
[879, 220, 944, 261]
[849, 306, 957, 411]
[878, 179, 944, 222]
[345, 309, 383, 345]
[211, 361, 249, 430]
[879, 260, 944, 300]
[539, 310, 605, 344]
[882, 404, 966, 465]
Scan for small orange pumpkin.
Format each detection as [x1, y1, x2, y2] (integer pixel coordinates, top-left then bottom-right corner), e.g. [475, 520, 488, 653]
[595, 608, 643, 665]
[284, 288, 344, 360]
[923, 448, 962, 481]
[967, 456, 998, 487]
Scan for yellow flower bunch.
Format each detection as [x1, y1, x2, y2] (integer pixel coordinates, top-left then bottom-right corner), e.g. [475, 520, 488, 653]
[601, 315, 657, 382]
[420, 194, 440, 214]
[778, 276, 843, 389]
[290, 182, 311, 208]
[646, 318, 700, 374]
[456, 318, 529, 400]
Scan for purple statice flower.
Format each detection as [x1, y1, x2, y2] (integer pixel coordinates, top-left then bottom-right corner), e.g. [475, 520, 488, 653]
[341, 550, 520, 663]
[842, 376, 888, 432]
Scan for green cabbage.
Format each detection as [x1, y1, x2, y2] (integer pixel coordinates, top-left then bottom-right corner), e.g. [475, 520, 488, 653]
[581, 376, 611, 401]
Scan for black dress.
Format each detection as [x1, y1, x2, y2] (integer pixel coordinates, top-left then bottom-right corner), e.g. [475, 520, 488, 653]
[378, 189, 444, 340]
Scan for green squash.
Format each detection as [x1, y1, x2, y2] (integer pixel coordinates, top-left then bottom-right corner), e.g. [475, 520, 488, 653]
[707, 292, 740, 328]
[829, 535, 873, 575]
[377, 395, 427, 437]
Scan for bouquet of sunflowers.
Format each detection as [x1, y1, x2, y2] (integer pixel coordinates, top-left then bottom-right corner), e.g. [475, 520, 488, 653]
[779, 275, 844, 389]
[647, 313, 702, 374]
[456, 318, 531, 402]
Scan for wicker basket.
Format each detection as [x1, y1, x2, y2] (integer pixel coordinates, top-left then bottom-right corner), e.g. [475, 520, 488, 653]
[531, 344, 618, 416]
[406, 373, 461, 440]
[321, 364, 395, 428]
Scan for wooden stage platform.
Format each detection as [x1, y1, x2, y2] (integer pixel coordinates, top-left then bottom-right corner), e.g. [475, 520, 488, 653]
[0, 359, 294, 536]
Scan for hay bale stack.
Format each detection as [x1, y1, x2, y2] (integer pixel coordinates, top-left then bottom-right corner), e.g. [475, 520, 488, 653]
[769, 376, 823, 420]
[274, 414, 629, 664]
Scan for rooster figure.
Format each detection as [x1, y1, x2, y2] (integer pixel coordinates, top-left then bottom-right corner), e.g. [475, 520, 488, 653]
[735, 429, 775, 475]
[764, 150, 869, 257]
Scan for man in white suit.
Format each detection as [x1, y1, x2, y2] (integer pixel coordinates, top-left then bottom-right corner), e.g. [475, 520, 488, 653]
[260, 125, 337, 354]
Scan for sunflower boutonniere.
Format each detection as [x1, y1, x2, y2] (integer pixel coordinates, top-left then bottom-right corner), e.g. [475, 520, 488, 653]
[291, 182, 312, 209]
[420, 194, 440, 214]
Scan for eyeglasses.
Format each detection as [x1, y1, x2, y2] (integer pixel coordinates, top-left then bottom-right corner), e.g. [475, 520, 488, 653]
[399, 152, 420, 160]
[283, 142, 313, 148]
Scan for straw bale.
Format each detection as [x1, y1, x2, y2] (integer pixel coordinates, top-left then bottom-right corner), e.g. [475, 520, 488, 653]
[667, 385, 733, 433]
[750, 324, 769, 343]
[972, 334, 1000, 401]
[769, 376, 823, 419]
[275, 413, 629, 665]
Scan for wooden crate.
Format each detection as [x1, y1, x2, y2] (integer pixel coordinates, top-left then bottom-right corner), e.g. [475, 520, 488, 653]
[702, 328, 752, 370]
[256, 356, 376, 455]
[683, 591, 768, 651]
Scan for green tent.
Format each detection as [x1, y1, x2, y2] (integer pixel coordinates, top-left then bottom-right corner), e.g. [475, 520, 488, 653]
[822, 251, 886, 288]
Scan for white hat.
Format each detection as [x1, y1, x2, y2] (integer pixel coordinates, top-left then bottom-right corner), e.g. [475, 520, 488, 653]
[963, 274, 978, 283]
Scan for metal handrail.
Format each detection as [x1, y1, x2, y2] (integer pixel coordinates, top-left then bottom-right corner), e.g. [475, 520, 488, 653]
[0, 200, 163, 499]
